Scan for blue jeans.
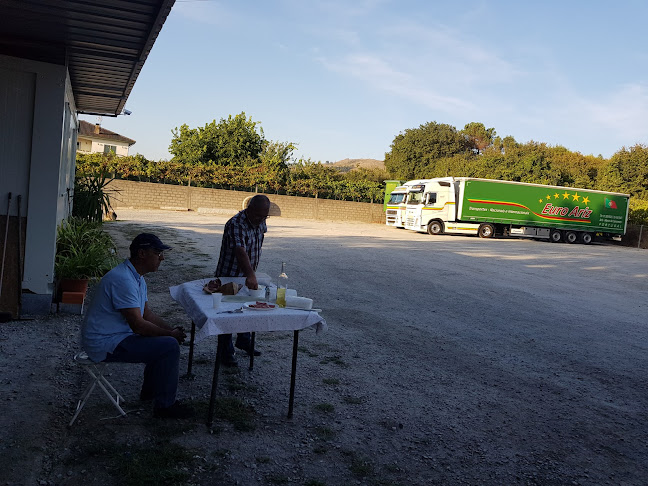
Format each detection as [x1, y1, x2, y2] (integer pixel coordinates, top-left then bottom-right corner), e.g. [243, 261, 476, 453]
[105, 335, 179, 409]
[218, 332, 251, 359]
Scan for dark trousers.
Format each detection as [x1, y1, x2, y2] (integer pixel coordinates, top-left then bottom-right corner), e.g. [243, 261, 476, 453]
[105, 335, 180, 409]
[218, 332, 251, 359]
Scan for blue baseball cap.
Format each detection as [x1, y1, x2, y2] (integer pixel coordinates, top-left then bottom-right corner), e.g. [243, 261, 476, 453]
[129, 233, 172, 252]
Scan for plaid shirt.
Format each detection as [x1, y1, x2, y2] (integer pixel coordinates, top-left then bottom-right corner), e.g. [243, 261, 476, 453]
[215, 210, 267, 277]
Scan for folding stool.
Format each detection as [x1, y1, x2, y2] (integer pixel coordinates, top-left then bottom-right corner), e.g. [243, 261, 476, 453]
[69, 351, 127, 426]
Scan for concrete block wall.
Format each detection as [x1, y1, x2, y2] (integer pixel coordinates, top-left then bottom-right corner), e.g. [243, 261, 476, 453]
[108, 179, 385, 224]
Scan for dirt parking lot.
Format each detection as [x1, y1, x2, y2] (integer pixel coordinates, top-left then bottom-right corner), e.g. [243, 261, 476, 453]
[1, 209, 647, 485]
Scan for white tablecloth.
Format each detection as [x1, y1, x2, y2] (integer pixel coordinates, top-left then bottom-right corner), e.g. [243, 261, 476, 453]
[169, 278, 327, 343]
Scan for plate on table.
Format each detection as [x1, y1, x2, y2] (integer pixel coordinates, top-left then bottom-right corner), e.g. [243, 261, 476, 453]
[244, 301, 277, 311]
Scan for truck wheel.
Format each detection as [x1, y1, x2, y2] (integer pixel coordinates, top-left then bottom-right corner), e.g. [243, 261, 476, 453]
[549, 229, 563, 243]
[478, 223, 495, 238]
[565, 231, 578, 244]
[427, 220, 444, 235]
[581, 232, 593, 244]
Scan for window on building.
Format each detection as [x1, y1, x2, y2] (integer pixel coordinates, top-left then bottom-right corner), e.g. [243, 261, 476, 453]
[103, 145, 117, 154]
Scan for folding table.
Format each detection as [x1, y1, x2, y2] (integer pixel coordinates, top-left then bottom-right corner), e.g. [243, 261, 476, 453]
[169, 278, 327, 427]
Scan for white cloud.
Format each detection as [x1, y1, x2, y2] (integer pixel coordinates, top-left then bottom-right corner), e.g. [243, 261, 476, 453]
[319, 53, 472, 112]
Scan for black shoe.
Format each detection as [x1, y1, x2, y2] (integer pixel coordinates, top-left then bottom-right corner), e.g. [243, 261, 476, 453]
[154, 400, 194, 419]
[235, 344, 261, 357]
[220, 355, 238, 367]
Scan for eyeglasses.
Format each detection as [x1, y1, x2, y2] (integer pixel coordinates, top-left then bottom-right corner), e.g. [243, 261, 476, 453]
[151, 249, 164, 257]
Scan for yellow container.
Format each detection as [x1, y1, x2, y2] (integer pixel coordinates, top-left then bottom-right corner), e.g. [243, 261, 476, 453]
[276, 287, 286, 307]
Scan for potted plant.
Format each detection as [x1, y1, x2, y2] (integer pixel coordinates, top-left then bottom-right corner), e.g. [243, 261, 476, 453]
[54, 218, 120, 301]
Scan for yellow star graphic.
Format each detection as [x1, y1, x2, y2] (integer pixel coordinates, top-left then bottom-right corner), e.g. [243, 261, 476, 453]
[562, 192, 570, 199]
[554, 193, 560, 198]
[539, 198, 544, 203]
[572, 192, 580, 201]
[546, 195, 552, 201]
[582, 196, 590, 205]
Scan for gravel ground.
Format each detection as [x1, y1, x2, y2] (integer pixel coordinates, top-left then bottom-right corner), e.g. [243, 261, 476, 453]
[1, 208, 647, 486]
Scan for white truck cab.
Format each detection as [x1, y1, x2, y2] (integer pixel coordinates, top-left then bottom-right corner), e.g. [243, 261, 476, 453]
[385, 185, 409, 227]
[403, 178, 476, 234]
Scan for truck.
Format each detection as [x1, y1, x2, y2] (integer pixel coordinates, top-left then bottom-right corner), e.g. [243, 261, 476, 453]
[385, 181, 421, 227]
[397, 177, 629, 244]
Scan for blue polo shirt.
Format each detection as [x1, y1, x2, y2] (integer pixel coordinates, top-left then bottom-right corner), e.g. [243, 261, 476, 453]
[81, 259, 147, 362]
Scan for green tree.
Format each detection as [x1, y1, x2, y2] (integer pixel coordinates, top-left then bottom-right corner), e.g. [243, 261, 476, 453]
[168, 124, 206, 166]
[169, 112, 264, 167]
[461, 122, 496, 154]
[601, 145, 648, 198]
[384, 121, 471, 179]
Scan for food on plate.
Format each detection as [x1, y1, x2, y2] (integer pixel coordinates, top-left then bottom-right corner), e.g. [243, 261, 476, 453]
[248, 302, 275, 309]
[202, 278, 222, 294]
[202, 279, 241, 295]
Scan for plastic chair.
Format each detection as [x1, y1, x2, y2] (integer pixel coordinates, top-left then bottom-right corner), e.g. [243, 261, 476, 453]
[69, 351, 127, 426]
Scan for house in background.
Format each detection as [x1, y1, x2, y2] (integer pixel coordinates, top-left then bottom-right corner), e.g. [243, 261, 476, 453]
[77, 120, 136, 156]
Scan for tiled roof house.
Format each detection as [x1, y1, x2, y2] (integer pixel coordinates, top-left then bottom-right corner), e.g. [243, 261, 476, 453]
[77, 120, 136, 156]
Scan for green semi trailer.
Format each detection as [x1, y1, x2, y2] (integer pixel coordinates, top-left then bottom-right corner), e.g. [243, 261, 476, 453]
[401, 177, 629, 244]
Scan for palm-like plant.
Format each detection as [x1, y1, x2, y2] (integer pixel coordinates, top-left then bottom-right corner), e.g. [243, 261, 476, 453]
[72, 170, 119, 222]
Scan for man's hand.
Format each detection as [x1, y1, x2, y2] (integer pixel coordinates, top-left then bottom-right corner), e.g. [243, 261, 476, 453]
[245, 274, 258, 290]
[170, 327, 186, 344]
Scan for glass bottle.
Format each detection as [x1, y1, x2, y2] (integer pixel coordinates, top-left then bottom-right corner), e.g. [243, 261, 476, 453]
[276, 262, 288, 307]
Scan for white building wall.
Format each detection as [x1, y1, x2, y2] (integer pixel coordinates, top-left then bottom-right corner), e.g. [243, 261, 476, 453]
[0, 65, 35, 214]
[89, 139, 130, 156]
[0, 54, 77, 313]
[77, 138, 92, 152]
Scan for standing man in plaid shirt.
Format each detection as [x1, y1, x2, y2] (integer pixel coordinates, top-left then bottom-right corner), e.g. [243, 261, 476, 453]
[215, 194, 270, 367]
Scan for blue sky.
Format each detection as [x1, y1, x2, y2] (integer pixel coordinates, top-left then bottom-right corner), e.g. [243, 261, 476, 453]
[81, 0, 648, 163]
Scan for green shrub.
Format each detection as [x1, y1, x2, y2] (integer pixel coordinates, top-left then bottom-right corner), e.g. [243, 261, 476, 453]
[73, 170, 118, 222]
[55, 218, 120, 280]
[629, 199, 648, 226]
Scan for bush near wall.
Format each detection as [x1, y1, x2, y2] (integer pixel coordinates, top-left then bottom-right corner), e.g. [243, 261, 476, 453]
[76, 153, 648, 226]
[75, 153, 384, 204]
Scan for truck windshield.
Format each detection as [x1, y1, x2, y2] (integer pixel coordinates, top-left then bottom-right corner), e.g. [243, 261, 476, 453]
[388, 193, 406, 204]
[407, 192, 423, 204]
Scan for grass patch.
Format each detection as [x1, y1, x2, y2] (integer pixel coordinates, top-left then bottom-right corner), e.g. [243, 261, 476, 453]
[298, 346, 318, 357]
[344, 451, 374, 479]
[222, 366, 241, 376]
[224, 373, 258, 393]
[343, 395, 363, 405]
[313, 444, 328, 454]
[313, 403, 334, 414]
[204, 396, 257, 431]
[112, 441, 194, 486]
[319, 355, 348, 368]
[384, 462, 403, 473]
[144, 418, 197, 439]
[322, 378, 339, 385]
[314, 426, 336, 440]
[266, 473, 290, 484]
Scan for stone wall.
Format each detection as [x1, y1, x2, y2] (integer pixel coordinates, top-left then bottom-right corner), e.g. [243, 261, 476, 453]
[108, 179, 386, 224]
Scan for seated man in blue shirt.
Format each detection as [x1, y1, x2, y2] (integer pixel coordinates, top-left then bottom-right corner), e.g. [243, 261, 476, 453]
[82, 233, 192, 419]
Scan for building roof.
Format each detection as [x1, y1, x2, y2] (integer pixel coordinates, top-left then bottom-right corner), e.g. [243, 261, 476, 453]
[78, 120, 136, 145]
[0, 0, 175, 116]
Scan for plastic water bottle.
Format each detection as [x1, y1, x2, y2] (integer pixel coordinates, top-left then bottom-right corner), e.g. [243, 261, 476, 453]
[276, 262, 288, 307]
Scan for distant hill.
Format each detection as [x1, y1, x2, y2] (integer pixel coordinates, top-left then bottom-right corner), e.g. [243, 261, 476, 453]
[325, 158, 385, 173]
